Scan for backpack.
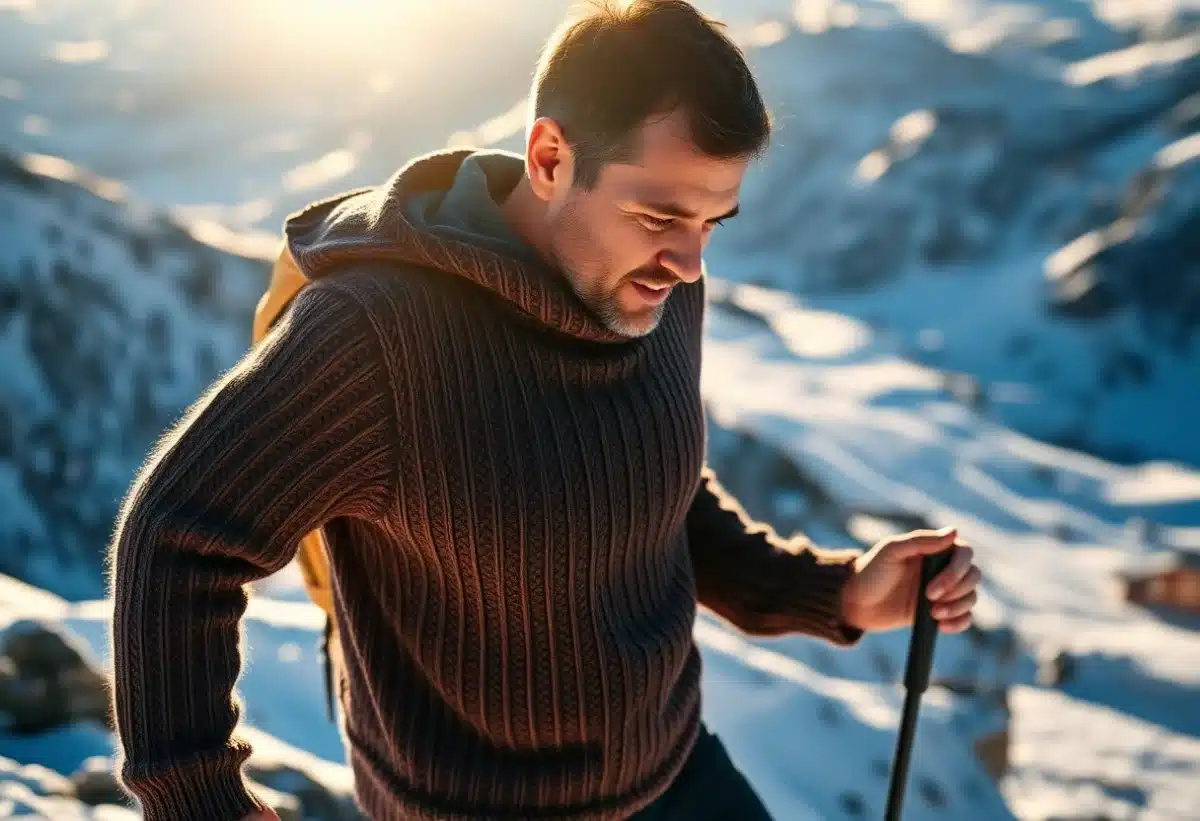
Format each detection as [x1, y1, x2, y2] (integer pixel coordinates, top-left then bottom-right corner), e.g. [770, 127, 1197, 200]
[252, 242, 342, 721]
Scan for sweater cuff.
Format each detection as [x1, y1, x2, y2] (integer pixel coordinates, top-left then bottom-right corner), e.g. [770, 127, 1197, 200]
[770, 551, 865, 646]
[122, 751, 266, 821]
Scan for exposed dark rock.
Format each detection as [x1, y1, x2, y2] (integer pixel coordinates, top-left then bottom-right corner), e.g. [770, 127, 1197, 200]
[1046, 133, 1200, 335]
[245, 759, 364, 821]
[0, 619, 110, 733]
[974, 726, 1011, 782]
[1005, 333, 1034, 360]
[704, 415, 847, 541]
[0, 403, 12, 459]
[1036, 646, 1076, 687]
[1046, 262, 1119, 320]
[943, 371, 987, 410]
[126, 230, 154, 268]
[43, 222, 63, 248]
[1099, 349, 1154, 388]
[88, 211, 124, 238]
[1166, 94, 1200, 136]
[145, 309, 170, 351]
[1052, 521, 1079, 543]
[869, 647, 896, 681]
[817, 698, 841, 726]
[70, 756, 130, 807]
[0, 269, 18, 326]
[181, 252, 224, 313]
[830, 220, 907, 289]
[1031, 464, 1056, 486]
[918, 775, 948, 808]
[0, 153, 49, 194]
[839, 790, 867, 817]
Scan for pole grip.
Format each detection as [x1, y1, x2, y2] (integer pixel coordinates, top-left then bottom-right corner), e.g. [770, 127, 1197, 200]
[903, 549, 954, 694]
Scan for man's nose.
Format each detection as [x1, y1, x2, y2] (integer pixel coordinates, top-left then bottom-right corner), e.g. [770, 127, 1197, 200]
[657, 236, 704, 284]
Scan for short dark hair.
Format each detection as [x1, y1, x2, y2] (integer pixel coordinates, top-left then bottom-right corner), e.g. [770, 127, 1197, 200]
[531, 0, 771, 188]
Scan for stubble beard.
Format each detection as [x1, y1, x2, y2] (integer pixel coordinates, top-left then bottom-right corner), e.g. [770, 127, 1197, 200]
[572, 274, 665, 338]
[547, 204, 667, 338]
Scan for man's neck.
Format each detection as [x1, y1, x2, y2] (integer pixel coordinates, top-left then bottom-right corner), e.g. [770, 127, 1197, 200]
[500, 177, 556, 270]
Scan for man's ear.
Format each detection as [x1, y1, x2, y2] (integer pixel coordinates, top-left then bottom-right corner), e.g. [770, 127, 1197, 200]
[526, 117, 573, 201]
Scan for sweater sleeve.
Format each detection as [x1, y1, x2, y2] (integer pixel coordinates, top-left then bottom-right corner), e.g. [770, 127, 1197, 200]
[108, 282, 398, 821]
[686, 465, 864, 645]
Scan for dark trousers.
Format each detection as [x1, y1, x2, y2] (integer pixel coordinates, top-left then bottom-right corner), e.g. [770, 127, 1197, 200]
[629, 725, 776, 821]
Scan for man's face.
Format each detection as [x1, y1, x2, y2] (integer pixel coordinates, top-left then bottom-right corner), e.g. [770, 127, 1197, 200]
[543, 110, 749, 337]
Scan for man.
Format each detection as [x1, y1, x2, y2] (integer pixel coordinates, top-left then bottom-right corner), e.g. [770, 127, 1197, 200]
[109, 2, 982, 820]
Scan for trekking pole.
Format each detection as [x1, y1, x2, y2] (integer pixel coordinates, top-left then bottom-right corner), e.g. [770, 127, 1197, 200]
[883, 549, 954, 821]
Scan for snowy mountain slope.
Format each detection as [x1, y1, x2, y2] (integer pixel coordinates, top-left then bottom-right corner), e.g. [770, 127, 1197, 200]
[0, 575, 1013, 821]
[700, 284, 1200, 819]
[423, 0, 1200, 470]
[0, 151, 267, 598]
[2, 0, 1199, 817]
[6, 0, 1198, 469]
[693, 2, 1200, 467]
[0, 0, 575, 246]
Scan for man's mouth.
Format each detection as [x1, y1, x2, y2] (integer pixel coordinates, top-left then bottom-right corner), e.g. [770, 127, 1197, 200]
[630, 279, 674, 306]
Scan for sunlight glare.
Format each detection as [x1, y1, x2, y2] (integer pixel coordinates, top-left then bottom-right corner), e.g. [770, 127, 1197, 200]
[209, 0, 468, 90]
[48, 40, 111, 64]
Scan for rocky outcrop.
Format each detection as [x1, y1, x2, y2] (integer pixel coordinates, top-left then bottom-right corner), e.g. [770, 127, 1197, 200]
[245, 760, 364, 821]
[68, 755, 128, 807]
[0, 619, 109, 734]
[0, 615, 360, 820]
[1046, 132, 1200, 351]
[0, 754, 140, 819]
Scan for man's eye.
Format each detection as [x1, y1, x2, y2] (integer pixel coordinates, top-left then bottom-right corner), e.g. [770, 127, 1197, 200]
[639, 214, 674, 231]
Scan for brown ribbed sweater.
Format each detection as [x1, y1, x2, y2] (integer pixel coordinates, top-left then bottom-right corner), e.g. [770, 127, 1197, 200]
[109, 149, 862, 821]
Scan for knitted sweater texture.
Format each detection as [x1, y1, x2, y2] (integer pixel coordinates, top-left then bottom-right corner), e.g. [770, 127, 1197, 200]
[109, 149, 862, 821]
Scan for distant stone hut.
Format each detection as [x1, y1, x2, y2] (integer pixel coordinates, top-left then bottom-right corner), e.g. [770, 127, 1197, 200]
[1118, 552, 1200, 614]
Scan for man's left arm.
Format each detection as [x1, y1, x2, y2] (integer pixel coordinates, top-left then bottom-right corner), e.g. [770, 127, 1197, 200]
[685, 465, 865, 645]
[686, 462, 983, 645]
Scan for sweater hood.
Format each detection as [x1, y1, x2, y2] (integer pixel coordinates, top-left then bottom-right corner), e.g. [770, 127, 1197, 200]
[283, 148, 625, 344]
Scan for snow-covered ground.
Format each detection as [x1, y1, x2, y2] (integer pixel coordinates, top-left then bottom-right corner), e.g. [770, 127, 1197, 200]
[3, 0, 1200, 818]
[0, 572, 1013, 821]
[702, 282, 1200, 820]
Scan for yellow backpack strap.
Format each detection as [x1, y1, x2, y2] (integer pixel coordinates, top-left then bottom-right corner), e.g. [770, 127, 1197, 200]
[294, 530, 335, 617]
[254, 243, 342, 721]
[254, 242, 311, 343]
[298, 530, 340, 722]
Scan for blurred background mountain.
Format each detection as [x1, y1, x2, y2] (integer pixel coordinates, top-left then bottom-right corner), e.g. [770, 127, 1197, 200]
[0, 1, 1198, 820]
